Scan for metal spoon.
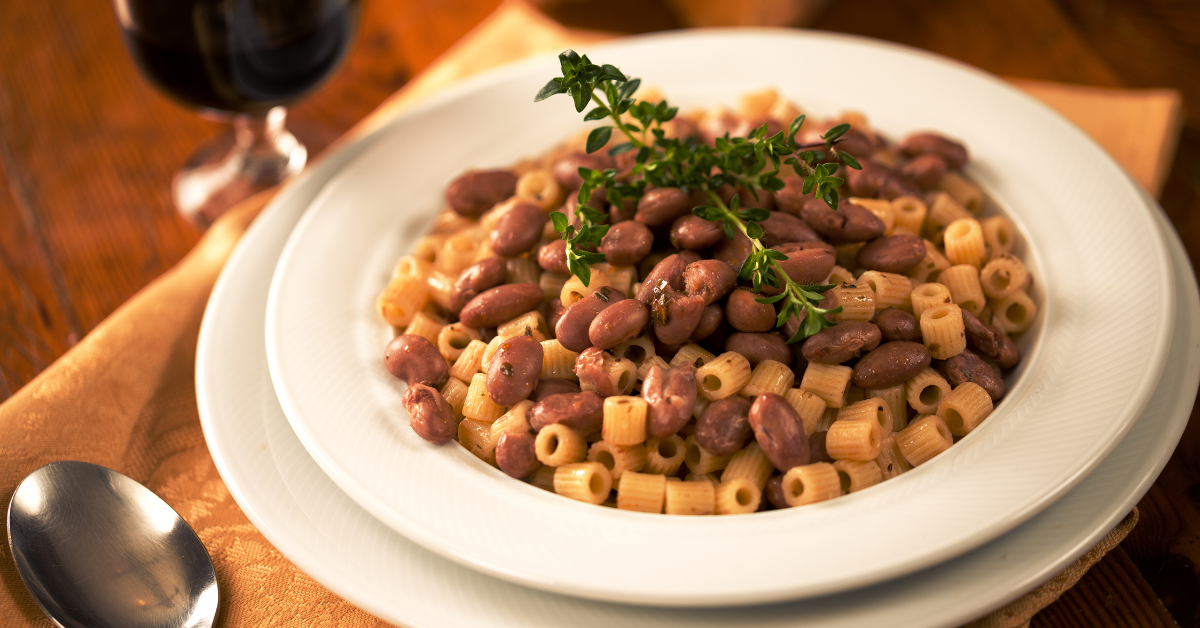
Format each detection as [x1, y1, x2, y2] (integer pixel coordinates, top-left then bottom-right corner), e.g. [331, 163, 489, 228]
[7, 460, 218, 628]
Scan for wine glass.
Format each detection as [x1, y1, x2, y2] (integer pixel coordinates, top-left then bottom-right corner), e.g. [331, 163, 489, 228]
[112, 0, 361, 228]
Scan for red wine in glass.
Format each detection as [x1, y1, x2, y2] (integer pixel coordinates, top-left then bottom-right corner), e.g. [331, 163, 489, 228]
[114, 0, 361, 227]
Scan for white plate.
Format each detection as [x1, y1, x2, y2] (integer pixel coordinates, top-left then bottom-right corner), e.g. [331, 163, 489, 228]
[198, 130, 1197, 628]
[264, 31, 1176, 606]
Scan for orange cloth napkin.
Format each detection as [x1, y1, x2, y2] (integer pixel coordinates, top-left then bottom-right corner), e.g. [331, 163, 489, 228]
[0, 2, 1182, 627]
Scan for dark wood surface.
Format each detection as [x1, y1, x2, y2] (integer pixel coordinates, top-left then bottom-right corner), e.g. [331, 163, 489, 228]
[1, 0, 1197, 624]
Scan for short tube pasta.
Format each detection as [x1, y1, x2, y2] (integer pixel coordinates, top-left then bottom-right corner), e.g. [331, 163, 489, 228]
[865, 384, 906, 432]
[905, 367, 952, 415]
[740, 359, 795, 398]
[643, 435, 686, 475]
[616, 471, 666, 513]
[553, 462, 612, 504]
[540, 340, 580, 381]
[980, 253, 1028, 300]
[938, 382, 994, 437]
[837, 397, 893, 436]
[909, 282, 952, 318]
[560, 270, 612, 306]
[696, 352, 753, 401]
[896, 415, 954, 466]
[943, 218, 987, 268]
[449, 339, 488, 382]
[665, 480, 716, 515]
[462, 373, 507, 422]
[828, 282, 875, 322]
[825, 417, 883, 461]
[781, 463, 841, 507]
[438, 322, 482, 362]
[875, 435, 911, 479]
[920, 304, 967, 360]
[458, 418, 499, 462]
[404, 311, 446, 344]
[799, 362, 853, 408]
[856, 271, 912, 311]
[906, 240, 952, 284]
[377, 273, 430, 328]
[991, 290, 1037, 334]
[536, 424, 587, 467]
[439, 377, 469, 420]
[602, 396, 648, 445]
[834, 459, 883, 493]
[715, 478, 761, 515]
[891, 196, 927, 235]
[683, 435, 732, 475]
[722, 442, 774, 490]
[587, 441, 647, 479]
[981, 215, 1017, 256]
[670, 344, 717, 370]
[613, 336, 656, 365]
[940, 265, 986, 317]
[515, 169, 562, 210]
[784, 388, 828, 435]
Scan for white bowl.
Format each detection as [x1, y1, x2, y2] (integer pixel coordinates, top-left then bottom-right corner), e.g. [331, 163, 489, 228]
[264, 30, 1175, 606]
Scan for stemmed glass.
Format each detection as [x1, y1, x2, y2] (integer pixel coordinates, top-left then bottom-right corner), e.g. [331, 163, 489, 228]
[113, 0, 360, 228]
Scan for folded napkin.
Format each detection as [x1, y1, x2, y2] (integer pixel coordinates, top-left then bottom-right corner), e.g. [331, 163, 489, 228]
[0, 2, 1181, 626]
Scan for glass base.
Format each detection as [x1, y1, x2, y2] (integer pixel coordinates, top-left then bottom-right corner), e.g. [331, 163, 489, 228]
[173, 107, 306, 229]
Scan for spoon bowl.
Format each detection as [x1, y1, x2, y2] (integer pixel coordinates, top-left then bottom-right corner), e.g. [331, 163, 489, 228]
[7, 460, 218, 628]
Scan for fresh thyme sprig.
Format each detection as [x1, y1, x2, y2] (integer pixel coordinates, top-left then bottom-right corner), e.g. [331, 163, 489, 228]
[535, 50, 862, 340]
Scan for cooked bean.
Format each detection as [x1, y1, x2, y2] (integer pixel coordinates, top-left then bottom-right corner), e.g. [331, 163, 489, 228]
[716, 184, 775, 211]
[445, 169, 517, 218]
[609, 197, 637, 224]
[459, 284, 543, 328]
[761, 243, 837, 294]
[680, 249, 702, 264]
[712, 231, 754, 269]
[636, 253, 688, 304]
[650, 287, 707, 345]
[642, 363, 698, 438]
[800, 122, 876, 157]
[997, 334, 1021, 369]
[449, 256, 507, 313]
[635, 187, 691, 227]
[384, 334, 448, 387]
[683, 259, 737, 306]
[801, 321, 882, 364]
[962, 309, 1004, 358]
[690, 304, 724, 342]
[856, 234, 927, 274]
[495, 432, 541, 479]
[749, 393, 810, 472]
[695, 396, 752, 455]
[726, 287, 776, 333]
[800, 198, 886, 244]
[589, 298, 650, 349]
[547, 298, 567, 331]
[725, 332, 791, 367]
[898, 133, 969, 169]
[402, 383, 457, 445]
[773, 177, 806, 216]
[875, 309, 923, 342]
[490, 201, 545, 257]
[851, 341, 931, 388]
[575, 347, 620, 397]
[765, 475, 787, 510]
[936, 350, 1005, 401]
[537, 240, 570, 275]
[486, 335, 544, 405]
[808, 430, 833, 464]
[670, 214, 724, 250]
[790, 342, 808, 382]
[846, 159, 921, 200]
[901, 154, 947, 190]
[530, 378, 581, 401]
[555, 287, 625, 352]
[529, 391, 605, 435]
[760, 211, 822, 247]
[600, 220, 654, 265]
[563, 187, 606, 224]
[553, 152, 612, 189]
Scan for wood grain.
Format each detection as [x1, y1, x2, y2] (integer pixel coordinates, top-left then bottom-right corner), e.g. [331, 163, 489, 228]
[0, 0, 1197, 625]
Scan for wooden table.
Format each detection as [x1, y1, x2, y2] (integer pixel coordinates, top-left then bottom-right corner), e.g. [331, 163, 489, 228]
[1, 0, 1196, 625]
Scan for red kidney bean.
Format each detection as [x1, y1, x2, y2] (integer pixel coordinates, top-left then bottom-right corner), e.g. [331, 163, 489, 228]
[690, 304, 724, 342]
[997, 334, 1021, 370]
[695, 396, 753, 455]
[529, 391, 605, 435]
[901, 154, 947, 190]
[459, 284, 543, 328]
[801, 321, 882, 364]
[537, 240, 570, 275]
[589, 298, 650, 349]
[962, 310, 1004, 358]
[726, 287, 776, 333]
[555, 287, 625, 352]
[765, 475, 787, 509]
[773, 177, 807, 217]
[402, 383, 457, 445]
[495, 432, 541, 479]
[800, 197, 886, 244]
[725, 332, 791, 367]
[749, 393, 810, 472]
[760, 244, 837, 295]
[650, 287, 707, 345]
[563, 187, 607, 224]
[683, 259, 737, 306]
[670, 214, 724, 250]
[936, 350, 1005, 401]
[808, 430, 833, 464]
[857, 234, 927, 274]
[553, 152, 613, 189]
[714, 233, 753, 272]
[490, 201, 546, 257]
[487, 335, 544, 405]
[679, 249, 702, 264]
[445, 169, 518, 218]
[575, 347, 620, 397]
[898, 133, 969, 169]
[530, 378, 582, 401]
[760, 211, 822, 247]
[449, 256, 507, 313]
[642, 363, 697, 438]
[636, 187, 691, 227]
[846, 159, 921, 200]
[790, 341, 808, 382]
[385, 334, 448, 388]
[610, 197, 637, 223]
[636, 254, 688, 304]
[547, 298, 567, 331]
[875, 309, 923, 342]
[600, 220, 654, 266]
[800, 121, 877, 157]
[851, 341, 932, 388]
[716, 184, 776, 211]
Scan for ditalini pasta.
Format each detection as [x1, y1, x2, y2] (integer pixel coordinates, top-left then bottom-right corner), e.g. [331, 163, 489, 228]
[378, 89, 1036, 515]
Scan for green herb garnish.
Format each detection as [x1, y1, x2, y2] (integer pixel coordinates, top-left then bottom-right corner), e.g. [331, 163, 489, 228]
[536, 50, 861, 341]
